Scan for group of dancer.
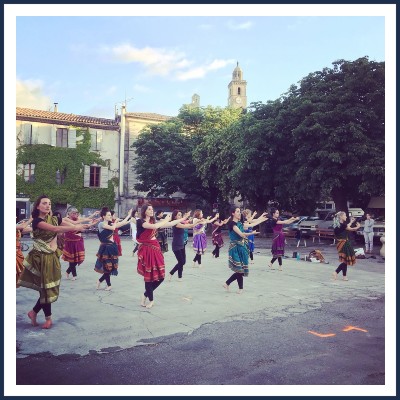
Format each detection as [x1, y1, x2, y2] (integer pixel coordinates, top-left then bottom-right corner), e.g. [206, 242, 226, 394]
[16, 194, 361, 329]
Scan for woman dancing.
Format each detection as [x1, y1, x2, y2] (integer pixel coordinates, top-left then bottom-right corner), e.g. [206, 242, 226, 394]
[16, 217, 33, 287]
[211, 214, 230, 258]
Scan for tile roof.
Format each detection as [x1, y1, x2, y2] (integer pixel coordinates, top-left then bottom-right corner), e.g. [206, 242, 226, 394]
[125, 112, 172, 122]
[16, 107, 120, 130]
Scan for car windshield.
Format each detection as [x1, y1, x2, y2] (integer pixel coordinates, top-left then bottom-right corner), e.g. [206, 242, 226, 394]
[304, 217, 319, 221]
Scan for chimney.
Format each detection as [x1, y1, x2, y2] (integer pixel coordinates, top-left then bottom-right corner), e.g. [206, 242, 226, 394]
[54, 103, 58, 113]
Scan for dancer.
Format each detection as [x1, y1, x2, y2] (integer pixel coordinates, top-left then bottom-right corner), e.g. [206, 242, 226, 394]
[155, 210, 168, 253]
[332, 211, 360, 281]
[16, 217, 33, 287]
[130, 209, 139, 255]
[211, 215, 230, 258]
[363, 213, 375, 254]
[268, 209, 299, 271]
[95, 207, 132, 291]
[192, 209, 218, 267]
[242, 209, 257, 264]
[111, 211, 123, 256]
[62, 207, 100, 280]
[223, 207, 268, 294]
[17, 195, 87, 329]
[137, 204, 190, 308]
[168, 210, 203, 282]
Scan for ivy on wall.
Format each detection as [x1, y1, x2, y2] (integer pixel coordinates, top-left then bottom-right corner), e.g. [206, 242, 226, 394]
[16, 128, 116, 212]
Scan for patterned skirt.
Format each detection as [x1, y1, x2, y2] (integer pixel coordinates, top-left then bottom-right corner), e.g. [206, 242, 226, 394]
[193, 233, 207, 254]
[62, 236, 85, 264]
[16, 242, 25, 288]
[336, 239, 356, 266]
[271, 232, 285, 257]
[18, 248, 62, 304]
[94, 242, 119, 276]
[137, 241, 165, 282]
[228, 241, 249, 277]
[212, 232, 224, 248]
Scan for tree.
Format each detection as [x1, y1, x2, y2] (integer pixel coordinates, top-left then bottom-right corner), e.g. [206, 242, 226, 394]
[289, 57, 385, 213]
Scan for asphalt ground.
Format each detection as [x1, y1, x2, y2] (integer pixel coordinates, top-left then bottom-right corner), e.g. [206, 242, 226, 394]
[11, 234, 392, 395]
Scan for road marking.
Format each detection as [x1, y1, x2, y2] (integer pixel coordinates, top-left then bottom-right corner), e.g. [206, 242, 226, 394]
[308, 330, 336, 337]
[342, 325, 368, 332]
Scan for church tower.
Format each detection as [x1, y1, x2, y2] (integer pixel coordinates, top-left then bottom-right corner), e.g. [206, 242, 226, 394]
[190, 93, 200, 108]
[228, 62, 247, 109]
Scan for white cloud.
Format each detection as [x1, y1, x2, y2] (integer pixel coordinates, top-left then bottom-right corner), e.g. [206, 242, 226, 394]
[100, 43, 234, 81]
[16, 78, 52, 110]
[226, 20, 254, 30]
[198, 23, 213, 30]
[176, 59, 235, 81]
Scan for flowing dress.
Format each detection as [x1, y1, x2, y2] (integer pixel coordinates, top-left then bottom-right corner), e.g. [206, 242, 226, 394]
[212, 222, 224, 249]
[271, 219, 285, 257]
[112, 219, 122, 256]
[62, 231, 85, 264]
[16, 230, 25, 287]
[228, 221, 249, 277]
[193, 222, 207, 254]
[137, 226, 165, 282]
[244, 226, 254, 253]
[17, 215, 62, 304]
[94, 223, 119, 276]
[335, 222, 356, 266]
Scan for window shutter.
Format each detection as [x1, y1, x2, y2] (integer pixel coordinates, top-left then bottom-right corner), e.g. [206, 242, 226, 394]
[100, 166, 109, 188]
[32, 126, 39, 144]
[17, 164, 24, 176]
[50, 125, 57, 146]
[23, 123, 32, 144]
[96, 130, 102, 151]
[83, 165, 90, 187]
[68, 129, 76, 148]
[90, 131, 96, 150]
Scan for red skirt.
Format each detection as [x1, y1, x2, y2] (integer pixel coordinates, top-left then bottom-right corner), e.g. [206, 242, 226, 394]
[62, 236, 85, 264]
[137, 240, 165, 282]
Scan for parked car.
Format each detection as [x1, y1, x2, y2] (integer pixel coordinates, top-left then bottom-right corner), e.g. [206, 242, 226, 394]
[282, 216, 308, 233]
[298, 216, 323, 234]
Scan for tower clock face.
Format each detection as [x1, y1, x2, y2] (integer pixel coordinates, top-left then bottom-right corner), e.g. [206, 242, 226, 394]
[235, 97, 242, 104]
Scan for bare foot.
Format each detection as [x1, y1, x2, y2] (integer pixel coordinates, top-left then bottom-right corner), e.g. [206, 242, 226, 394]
[223, 283, 230, 292]
[168, 273, 172, 282]
[193, 262, 197, 268]
[41, 317, 52, 329]
[278, 266, 283, 271]
[268, 263, 274, 270]
[236, 289, 243, 294]
[343, 277, 349, 281]
[96, 280, 102, 290]
[140, 294, 147, 307]
[65, 273, 70, 280]
[27, 310, 38, 327]
[332, 272, 338, 280]
[177, 278, 183, 282]
[104, 286, 112, 291]
[71, 277, 77, 281]
[146, 301, 154, 309]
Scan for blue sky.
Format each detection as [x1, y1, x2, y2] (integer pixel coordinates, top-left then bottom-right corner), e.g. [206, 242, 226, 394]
[16, 12, 386, 119]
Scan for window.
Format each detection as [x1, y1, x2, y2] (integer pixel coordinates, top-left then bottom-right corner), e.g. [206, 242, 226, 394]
[56, 128, 68, 147]
[237, 87, 241, 95]
[56, 168, 66, 185]
[23, 164, 35, 182]
[91, 130, 103, 151]
[90, 166, 101, 187]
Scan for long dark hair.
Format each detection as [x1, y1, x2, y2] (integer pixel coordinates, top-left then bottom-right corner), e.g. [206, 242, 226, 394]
[31, 194, 50, 218]
[100, 207, 110, 218]
[172, 209, 181, 221]
[141, 204, 155, 223]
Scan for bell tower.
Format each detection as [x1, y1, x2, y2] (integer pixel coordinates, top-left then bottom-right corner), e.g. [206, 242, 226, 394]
[228, 62, 247, 109]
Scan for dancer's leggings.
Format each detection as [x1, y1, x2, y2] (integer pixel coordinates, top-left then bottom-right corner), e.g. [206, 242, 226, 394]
[33, 298, 52, 317]
[271, 257, 282, 266]
[133, 243, 139, 254]
[335, 262, 348, 277]
[170, 248, 186, 278]
[226, 272, 244, 289]
[249, 251, 253, 261]
[99, 273, 111, 287]
[193, 253, 202, 264]
[212, 245, 220, 258]
[144, 279, 164, 302]
[66, 262, 77, 277]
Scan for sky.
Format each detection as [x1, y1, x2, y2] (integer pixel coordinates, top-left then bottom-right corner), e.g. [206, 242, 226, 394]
[5, 3, 396, 398]
[15, 11, 386, 119]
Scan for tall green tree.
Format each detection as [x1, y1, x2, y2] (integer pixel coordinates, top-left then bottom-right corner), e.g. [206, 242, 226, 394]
[289, 57, 385, 212]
